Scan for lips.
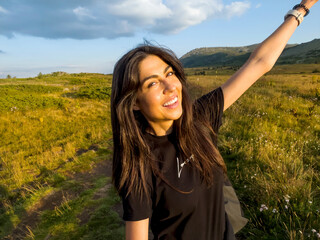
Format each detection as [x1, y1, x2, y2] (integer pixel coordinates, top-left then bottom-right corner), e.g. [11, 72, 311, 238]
[163, 96, 178, 107]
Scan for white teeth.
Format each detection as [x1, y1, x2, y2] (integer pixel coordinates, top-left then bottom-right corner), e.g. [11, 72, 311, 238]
[163, 97, 178, 107]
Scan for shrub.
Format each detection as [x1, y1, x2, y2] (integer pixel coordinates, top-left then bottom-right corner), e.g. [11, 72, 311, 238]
[0, 84, 65, 112]
[38, 72, 43, 79]
[74, 86, 112, 100]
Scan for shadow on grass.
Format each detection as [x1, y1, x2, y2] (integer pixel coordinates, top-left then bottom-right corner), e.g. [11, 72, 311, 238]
[0, 184, 28, 239]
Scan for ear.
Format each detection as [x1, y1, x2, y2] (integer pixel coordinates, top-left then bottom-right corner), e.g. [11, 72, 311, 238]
[133, 100, 140, 111]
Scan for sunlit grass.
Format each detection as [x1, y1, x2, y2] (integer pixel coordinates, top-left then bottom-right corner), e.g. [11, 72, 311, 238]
[0, 100, 110, 190]
[0, 72, 118, 239]
[1, 68, 319, 239]
[23, 177, 124, 240]
[187, 70, 320, 239]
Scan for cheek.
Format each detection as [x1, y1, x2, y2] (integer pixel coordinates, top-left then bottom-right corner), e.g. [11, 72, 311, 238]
[174, 78, 182, 90]
[178, 82, 182, 92]
[176, 81, 183, 98]
[139, 91, 162, 111]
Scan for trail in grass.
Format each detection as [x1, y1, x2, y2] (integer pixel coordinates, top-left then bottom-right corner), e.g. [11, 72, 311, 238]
[4, 154, 124, 240]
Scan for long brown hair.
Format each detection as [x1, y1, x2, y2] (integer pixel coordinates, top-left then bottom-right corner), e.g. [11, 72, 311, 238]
[111, 44, 226, 198]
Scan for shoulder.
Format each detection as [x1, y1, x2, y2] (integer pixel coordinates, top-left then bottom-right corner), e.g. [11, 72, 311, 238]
[121, 171, 154, 221]
[193, 87, 224, 133]
[193, 87, 224, 111]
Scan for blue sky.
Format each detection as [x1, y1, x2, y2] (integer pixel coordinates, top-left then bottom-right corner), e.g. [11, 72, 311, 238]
[0, 0, 319, 78]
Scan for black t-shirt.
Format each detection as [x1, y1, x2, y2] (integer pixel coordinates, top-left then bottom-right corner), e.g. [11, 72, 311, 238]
[122, 87, 235, 240]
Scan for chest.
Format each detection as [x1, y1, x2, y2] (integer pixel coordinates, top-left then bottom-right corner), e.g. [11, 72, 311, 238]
[150, 140, 220, 218]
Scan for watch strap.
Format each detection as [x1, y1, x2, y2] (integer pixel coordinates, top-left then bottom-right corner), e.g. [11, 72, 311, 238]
[284, 9, 304, 26]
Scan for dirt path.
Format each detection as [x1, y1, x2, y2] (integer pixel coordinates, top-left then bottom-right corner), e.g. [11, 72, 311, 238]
[4, 157, 116, 240]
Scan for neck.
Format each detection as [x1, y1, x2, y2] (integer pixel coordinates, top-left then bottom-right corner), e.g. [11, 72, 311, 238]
[147, 122, 174, 136]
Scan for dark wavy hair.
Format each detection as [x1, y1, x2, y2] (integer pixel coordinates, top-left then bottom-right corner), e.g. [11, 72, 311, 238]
[111, 44, 226, 199]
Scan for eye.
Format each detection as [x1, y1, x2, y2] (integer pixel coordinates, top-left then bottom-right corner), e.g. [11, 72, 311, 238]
[167, 71, 175, 77]
[148, 81, 157, 88]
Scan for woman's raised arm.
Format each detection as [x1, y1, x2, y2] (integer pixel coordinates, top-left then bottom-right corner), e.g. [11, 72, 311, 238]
[125, 219, 149, 240]
[221, 0, 318, 111]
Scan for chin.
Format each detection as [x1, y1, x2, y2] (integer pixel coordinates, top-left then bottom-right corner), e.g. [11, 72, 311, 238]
[172, 110, 183, 120]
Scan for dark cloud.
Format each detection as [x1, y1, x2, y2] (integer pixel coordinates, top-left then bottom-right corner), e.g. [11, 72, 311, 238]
[0, 0, 250, 39]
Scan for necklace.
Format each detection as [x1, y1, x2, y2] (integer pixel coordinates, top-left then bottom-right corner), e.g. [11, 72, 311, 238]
[176, 154, 194, 178]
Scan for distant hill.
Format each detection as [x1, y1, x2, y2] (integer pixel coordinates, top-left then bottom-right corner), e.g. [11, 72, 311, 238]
[180, 39, 320, 68]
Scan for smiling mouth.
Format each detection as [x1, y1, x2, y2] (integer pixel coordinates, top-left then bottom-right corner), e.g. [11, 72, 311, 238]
[163, 97, 178, 107]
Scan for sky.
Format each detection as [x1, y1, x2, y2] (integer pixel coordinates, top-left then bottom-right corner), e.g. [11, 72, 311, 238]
[0, 0, 319, 78]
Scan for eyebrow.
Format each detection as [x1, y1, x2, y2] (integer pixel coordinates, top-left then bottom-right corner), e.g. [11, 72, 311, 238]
[141, 65, 172, 85]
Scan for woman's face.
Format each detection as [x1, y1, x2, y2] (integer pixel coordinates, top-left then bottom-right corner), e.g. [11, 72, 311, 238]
[134, 54, 183, 136]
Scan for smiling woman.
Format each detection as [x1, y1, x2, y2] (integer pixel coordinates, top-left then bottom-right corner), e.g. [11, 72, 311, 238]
[111, 44, 228, 239]
[110, 0, 319, 239]
[133, 55, 183, 136]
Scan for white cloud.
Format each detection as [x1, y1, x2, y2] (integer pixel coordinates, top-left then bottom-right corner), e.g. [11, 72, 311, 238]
[158, 0, 224, 33]
[256, 3, 262, 8]
[107, 0, 172, 25]
[0, 6, 9, 14]
[0, 0, 251, 39]
[73, 6, 96, 20]
[224, 1, 250, 19]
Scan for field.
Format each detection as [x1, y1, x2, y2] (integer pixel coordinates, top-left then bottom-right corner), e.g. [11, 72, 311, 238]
[0, 73, 124, 240]
[0, 64, 320, 239]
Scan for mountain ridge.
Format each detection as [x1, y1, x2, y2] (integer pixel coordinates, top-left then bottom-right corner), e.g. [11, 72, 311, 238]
[180, 39, 320, 68]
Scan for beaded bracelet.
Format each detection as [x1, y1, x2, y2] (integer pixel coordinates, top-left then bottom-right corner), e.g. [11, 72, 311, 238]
[293, 3, 310, 17]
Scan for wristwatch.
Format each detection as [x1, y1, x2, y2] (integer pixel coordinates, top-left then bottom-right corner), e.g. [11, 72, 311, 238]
[284, 9, 304, 26]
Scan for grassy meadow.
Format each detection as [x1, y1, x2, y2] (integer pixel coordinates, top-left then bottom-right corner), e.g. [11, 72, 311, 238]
[0, 72, 124, 239]
[0, 64, 320, 239]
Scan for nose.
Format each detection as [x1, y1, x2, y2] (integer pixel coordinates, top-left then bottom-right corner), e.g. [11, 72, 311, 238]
[163, 79, 176, 94]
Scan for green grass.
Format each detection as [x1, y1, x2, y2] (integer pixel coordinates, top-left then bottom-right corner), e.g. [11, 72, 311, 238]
[65, 86, 112, 100]
[0, 72, 122, 239]
[187, 69, 320, 239]
[29, 177, 124, 240]
[0, 84, 66, 112]
[0, 73, 111, 190]
[0, 67, 319, 239]
[184, 63, 320, 76]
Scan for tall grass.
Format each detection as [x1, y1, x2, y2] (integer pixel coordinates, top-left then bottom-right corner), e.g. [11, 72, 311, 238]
[0, 69, 319, 239]
[0, 90, 111, 190]
[187, 71, 320, 239]
[0, 73, 121, 239]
